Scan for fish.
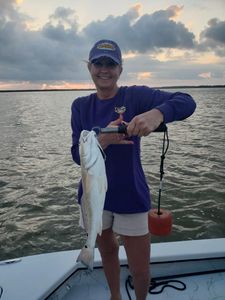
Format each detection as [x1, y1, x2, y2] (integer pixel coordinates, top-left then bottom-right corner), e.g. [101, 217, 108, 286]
[76, 130, 108, 270]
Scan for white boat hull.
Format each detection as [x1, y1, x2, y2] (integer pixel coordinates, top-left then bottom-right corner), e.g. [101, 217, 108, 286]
[0, 239, 225, 300]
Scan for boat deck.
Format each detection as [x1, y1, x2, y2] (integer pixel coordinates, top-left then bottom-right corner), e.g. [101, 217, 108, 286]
[47, 239, 225, 300]
[55, 264, 225, 300]
[1, 239, 225, 300]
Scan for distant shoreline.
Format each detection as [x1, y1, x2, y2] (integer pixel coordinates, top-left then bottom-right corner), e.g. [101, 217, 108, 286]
[0, 85, 224, 93]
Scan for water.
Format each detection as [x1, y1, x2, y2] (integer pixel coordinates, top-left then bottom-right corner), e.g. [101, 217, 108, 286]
[0, 88, 225, 260]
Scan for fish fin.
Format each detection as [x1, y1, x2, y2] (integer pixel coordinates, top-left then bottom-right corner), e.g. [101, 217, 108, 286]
[79, 198, 89, 230]
[76, 246, 94, 270]
[79, 205, 87, 229]
[79, 205, 85, 228]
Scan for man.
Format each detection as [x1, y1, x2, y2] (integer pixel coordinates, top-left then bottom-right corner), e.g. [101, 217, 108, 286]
[71, 39, 196, 300]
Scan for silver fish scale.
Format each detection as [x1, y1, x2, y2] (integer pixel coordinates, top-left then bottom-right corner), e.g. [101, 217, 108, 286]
[77, 130, 107, 270]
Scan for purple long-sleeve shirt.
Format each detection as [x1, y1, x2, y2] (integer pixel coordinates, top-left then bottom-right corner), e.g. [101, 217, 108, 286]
[71, 85, 196, 213]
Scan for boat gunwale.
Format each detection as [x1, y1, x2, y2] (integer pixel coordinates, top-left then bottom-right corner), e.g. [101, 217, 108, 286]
[45, 253, 225, 299]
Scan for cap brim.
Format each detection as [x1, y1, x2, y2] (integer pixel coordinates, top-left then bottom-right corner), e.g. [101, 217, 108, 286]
[90, 54, 120, 65]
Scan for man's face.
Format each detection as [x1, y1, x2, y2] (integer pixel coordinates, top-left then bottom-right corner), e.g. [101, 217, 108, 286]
[88, 57, 122, 92]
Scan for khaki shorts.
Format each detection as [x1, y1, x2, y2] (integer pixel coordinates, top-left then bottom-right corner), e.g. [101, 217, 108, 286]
[102, 210, 149, 236]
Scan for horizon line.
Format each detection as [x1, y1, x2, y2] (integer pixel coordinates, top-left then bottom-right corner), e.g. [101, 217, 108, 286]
[0, 84, 225, 93]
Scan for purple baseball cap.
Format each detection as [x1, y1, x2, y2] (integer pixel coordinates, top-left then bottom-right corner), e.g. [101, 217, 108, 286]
[89, 39, 122, 65]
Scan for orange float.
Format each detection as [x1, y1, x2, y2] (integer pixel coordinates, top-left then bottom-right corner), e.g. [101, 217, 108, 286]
[148, 208, 172, 236]
[147, 126, 173, 236]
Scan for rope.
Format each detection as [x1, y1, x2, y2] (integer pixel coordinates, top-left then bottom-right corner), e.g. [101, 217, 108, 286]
[149, 278, 186, 294]
[125, 275, 186, 299]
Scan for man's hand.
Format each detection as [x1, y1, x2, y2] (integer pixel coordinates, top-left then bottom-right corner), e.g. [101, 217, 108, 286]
[98, 116, 134, 149]
[126, 109, 164, 137]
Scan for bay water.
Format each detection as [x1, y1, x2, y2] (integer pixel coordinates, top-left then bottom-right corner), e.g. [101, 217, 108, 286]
[0, 87, 225, 260]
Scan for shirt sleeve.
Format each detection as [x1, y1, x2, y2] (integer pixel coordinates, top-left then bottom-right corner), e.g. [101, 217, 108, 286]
[71, 98, 82, 165]
[133, 86, 196, 123]
[154, 91, 197, 123]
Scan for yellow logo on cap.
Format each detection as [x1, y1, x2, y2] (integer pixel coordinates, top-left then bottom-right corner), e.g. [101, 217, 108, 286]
[97, 42, 116, 51]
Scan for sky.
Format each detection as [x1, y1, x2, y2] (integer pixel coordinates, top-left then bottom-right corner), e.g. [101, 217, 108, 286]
[0, 0, 225, 90]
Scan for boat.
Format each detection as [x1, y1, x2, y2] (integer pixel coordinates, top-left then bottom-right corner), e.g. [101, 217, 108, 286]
[0, 238, 225, 299]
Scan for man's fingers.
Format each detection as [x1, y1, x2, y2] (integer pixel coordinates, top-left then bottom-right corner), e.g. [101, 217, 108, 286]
[119, 140, 134, 145]
[110, 116, 123, 126]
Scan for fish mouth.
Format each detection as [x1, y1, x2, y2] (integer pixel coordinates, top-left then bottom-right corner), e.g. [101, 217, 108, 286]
[81, 130, 93, 142]
[80, 130, 106, 161]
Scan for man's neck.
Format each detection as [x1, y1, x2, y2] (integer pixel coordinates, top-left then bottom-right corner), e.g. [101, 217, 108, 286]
[96, 86, 119, 100]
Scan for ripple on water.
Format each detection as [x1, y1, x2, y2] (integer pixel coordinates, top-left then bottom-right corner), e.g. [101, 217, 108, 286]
[1, 89, 225, 259]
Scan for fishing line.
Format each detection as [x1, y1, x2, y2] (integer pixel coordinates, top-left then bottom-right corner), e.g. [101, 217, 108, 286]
[157, 128, 169, 214]
[148, 125, 172, 236]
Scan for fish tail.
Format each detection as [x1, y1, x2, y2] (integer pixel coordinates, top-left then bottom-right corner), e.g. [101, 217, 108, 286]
[76, 245, 94, 270]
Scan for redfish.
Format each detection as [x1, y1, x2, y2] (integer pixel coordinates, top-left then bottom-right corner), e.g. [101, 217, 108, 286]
[76, 130, 107, 270]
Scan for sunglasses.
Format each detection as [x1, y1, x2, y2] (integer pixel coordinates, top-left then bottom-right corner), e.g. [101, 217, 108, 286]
[92, 60, 118, 69]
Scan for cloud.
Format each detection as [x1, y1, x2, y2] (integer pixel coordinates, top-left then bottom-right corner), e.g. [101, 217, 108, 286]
[48, 6, 79, 29]
[42, 7, 80, 43]
[0, 0, 29, 24]
[0, 0, 85, 82]
[201, 18, 225, 44]
[0, 1, 224, 87]
[198, 72, 212, 79]
[83, 5, 195, 52]
[199, 18, 225, 56]
[137, 72, 152, 80]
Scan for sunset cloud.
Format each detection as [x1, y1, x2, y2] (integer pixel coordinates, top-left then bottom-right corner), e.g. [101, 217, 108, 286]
[198, 72, 212, 79]
[41, 81, 94, 90]
[15, 0, 23, 4]
[137, 72, 152, 80]
[0, 1, 224, 88]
